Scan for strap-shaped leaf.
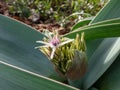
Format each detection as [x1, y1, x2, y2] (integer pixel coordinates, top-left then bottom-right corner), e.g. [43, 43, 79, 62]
[0, 61, 79, 90]
[66, 0, 120, 89]
[64, 19, 120, 40]
[0, 14, 59, 79]
[94, 54, 120, 90]
[83, 38, 120, 89]
[82, 0, 120, 89]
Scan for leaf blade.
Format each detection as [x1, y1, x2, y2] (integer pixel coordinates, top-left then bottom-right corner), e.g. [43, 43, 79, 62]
[0, 61, 79, 90]
[82, 0, 120, 89]
[0, 14, 58, 79]
[83, 38, 120, 89]
[64, 20, 120, 40]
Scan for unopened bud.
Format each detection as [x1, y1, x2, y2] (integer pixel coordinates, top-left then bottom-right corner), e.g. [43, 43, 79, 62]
[66, 50, 87, 80]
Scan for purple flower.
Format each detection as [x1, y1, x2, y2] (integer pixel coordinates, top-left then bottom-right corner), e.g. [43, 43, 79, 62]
[49, 35, 60, 47]
[35, 31, 74, 59]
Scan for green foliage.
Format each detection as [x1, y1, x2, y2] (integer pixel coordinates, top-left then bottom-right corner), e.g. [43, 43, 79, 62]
[64, 18, 120, 40]
[0, 61, 78, 90]
[7, 0, 31, 18]
[6, 0, 107, 23]
[66, 0, 120, 90]
[1, 0, 120, 90]
[72, 17, 93, 30]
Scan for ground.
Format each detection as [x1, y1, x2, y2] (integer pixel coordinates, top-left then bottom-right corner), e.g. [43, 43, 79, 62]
[0, 1, 72, 35]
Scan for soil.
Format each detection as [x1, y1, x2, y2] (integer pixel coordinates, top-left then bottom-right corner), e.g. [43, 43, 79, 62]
[0, 1, 71, 35]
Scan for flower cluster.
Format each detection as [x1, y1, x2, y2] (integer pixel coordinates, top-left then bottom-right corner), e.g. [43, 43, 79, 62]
[35, 30, 74, 59]
[35, 30, 87, 80]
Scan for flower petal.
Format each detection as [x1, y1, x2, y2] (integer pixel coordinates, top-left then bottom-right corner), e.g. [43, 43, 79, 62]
[59, 39, 74, 46]
[34, 45, 49, 49]
[36, 41, 50, 46]
[50, 47, 56, 59]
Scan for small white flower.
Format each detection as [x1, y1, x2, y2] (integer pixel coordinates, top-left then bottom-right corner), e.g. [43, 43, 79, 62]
[35, 31, 74, 59]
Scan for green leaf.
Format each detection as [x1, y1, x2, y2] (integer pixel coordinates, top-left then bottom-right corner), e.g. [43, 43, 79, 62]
[88, 87, 98, 90]
[82, 0, 120, 89]
[89, 0, 120, 89]
[67, 0, 120, 89]
[64, 19, 120, 40]
[72, 17, 93, 30]
[83, 38, 120, 90]
[89, 18, 120, 26]
[0, 14, 59, 79]
[77, 18, 120, 58]
[0, 61, 79, 90]
[91, 0, 120, 23]
[94, 54, 120, 90]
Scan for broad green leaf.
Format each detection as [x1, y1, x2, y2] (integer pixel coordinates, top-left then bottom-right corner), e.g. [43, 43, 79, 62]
[82, 0, 120, 89]
[72, 17, 120, 31]
[88, 87, 98, 90]
[64, 19, 120, 40]
[86, 39, 103, 59]
[83, 38, 120, 90]
[89, 18, 120, 27]
[0, 61, 79, 90]
[0, 15, 59, 79]
[70, 18, 120, 58]
[94, 54, 120, 90]
[67, 0, 120, 89]
[91, 0, 120, 23]
[90, 0, 120, 89]
[64, 18, 120, 39]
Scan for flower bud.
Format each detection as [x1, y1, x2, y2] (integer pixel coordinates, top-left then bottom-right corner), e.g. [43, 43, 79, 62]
[36, 30, 88, 80]
[66, 50, 87, 80]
